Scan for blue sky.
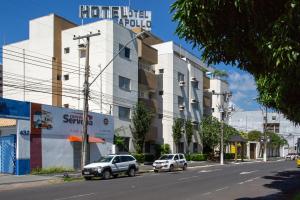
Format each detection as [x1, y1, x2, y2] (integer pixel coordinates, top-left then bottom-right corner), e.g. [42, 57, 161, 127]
[0, 0, 260, 111]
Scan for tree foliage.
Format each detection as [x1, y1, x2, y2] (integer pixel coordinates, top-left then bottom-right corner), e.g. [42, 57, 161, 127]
[130, 102, 154, 153]
[247, 130, 263, 142]
[171, 0, 300, 123]
[185, 119, 194, 152]
[172, 118, 184, 152]
[267, 131, 288, 148]
[200, 116, 240, 154]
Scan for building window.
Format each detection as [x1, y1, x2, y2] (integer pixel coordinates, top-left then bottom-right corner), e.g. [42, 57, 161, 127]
[119, 76, 130, 91]
[178, 72, 184, 82]
[193, 143, 198, 153]
[57, 75, 61, 81]
[158, 114, 163, 119]
[119, 44, 131, 59]
[79, 49, 86, 58]
[178, 96, 184, 106]
[119, 106, 130, 120]
[159, 69, 164, 74]
[64, 74, 69, 80]
[192, 81, 199, 89]
[272, 116, 276, 120]
[64, 47, 70, 54]
[159, 90, 164, 95]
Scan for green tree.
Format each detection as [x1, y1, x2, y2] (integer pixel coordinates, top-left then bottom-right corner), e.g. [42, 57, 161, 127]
[247, 130, 263, 142]
[172, 118, 184, 152]
[200, 116, 240, 154]
[212, 69, 228, 78]
[185, 119, 194, 153]
[171, 0, 300, 124]
[200, 116, 221, 154]
[130, 102, 154, 153]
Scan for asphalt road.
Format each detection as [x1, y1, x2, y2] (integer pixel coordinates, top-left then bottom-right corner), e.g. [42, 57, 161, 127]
[1, 160, 299, 200]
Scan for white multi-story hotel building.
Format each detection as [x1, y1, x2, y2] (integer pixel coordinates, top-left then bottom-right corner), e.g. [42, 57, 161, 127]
[2, 14, 231, 153]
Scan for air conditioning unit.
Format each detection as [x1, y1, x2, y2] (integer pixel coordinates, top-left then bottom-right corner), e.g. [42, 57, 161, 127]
[179, 105, 185, 111]
[191, 77, 197, 82]
[179, 81, 185, 87]
[191, 99, 198, 104]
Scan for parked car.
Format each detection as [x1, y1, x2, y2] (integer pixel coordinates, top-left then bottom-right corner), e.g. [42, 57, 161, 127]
[285, 153, 298, 160]
[153, 153, 187, 172]
[82, 154, 139, 180]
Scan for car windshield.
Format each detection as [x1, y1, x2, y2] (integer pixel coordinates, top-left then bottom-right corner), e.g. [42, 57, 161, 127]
[97, 156, 114, 163]
[159, 155, 174, 160]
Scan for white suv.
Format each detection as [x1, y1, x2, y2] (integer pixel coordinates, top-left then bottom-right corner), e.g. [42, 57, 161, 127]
[153, 153, 187, 172]
[82, 155, 139, 180]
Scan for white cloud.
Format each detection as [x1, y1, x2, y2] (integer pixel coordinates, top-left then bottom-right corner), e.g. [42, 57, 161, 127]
[228, 71, 259, 110]
[229, 72, 257, 92]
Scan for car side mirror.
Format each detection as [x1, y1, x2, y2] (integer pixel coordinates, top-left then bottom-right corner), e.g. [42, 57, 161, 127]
[112, 160, 116, 164]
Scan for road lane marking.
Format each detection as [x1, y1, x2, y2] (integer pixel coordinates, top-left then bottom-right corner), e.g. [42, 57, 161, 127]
[198, 169, 221, 173]
[240, 170, 258, 175]
[53, 193, 95, 200]
[238, 176, 260, 185]
[215, 186, 229, 192]
[202, 192, 212, 196]
[178, 175, 200, 181]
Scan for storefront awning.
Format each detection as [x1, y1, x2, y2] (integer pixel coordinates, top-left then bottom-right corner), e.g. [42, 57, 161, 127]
[68, 135, 105, 143]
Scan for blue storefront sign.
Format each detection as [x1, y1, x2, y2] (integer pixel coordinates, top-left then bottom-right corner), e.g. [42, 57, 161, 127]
[0, 98, 30, 120]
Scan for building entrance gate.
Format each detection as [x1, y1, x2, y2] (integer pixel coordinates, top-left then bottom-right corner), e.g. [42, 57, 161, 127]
[0, 135, 16, 174]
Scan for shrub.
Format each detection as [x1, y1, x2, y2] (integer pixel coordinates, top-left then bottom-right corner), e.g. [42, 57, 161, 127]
[161, 144, 171, 154]
[185, 153, 207, 161]
[224, 153, 235, 160]
[31, 167, 74, 175]
[132, 153, 145, 163]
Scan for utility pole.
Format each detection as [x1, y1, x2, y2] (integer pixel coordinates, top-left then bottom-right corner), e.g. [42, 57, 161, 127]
[212, 91, 232, 165]
[73, 31, 100, 169]
[263, 107, 268, 162]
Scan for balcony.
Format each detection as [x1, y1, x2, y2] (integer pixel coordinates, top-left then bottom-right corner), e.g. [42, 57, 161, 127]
[203, 76, 210, 90]
[137, 40, 158, 64]
[145, 126, 158, 141]
[138, 67, 157, 91]
[138, 98, 157, 112]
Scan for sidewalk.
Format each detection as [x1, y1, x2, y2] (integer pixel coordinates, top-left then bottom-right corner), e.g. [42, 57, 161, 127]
[0, 173, 59, 186]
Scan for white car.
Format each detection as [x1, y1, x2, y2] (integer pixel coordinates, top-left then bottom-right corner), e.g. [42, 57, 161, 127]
[285, 153, 298, 160]
[82, 155, 139, 180]
[153, 153, 187, 172]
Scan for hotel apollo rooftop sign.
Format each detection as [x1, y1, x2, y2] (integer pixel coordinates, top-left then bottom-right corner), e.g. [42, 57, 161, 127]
[79, 5, 152, 31]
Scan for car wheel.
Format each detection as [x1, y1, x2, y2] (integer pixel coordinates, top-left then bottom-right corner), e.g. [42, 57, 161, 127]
[102, 170, 111, 180]
[84, 177, 92, 180]
[169, 164, 174, 172]
[128, 167, 136, 177]
[182, 163, 187, 171]
[154, 169, 159, 173]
